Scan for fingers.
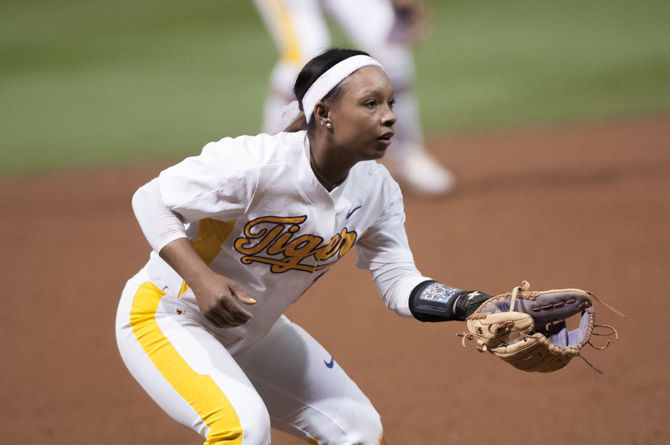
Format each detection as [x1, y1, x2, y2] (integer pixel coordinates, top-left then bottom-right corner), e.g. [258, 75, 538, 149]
[205, 308, 247, 328]
[193, 275, 256, 328]
[204, 309, 236, 329]
[206, 285, 255, 328]
[220, 295, 253, 325]
[205, 302, 250, 328]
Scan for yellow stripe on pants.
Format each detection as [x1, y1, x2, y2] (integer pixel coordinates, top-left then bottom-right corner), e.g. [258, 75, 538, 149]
[130, 281, 243, 444]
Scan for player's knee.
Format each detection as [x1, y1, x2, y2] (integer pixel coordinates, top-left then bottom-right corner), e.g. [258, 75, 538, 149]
[204, 401, 270, 445]
[336, 403, 384, 445]
[351, 421, 384, 445]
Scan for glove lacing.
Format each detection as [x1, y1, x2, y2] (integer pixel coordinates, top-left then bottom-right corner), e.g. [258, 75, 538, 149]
[578, 293, 624, 374]
[509, 280, 530, 312]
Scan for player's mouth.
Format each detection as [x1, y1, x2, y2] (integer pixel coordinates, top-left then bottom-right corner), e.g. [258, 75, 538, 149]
[376, 130, 394, 147]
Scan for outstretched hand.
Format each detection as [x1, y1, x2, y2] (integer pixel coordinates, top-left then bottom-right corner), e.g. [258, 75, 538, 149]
[191, 272, 256, 328]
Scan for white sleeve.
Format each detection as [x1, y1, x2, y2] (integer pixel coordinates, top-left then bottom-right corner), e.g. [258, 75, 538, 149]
[132, 178, 188, 253]
[356, 178, 431, 317]
[132, 135, 266, 252]
[157, 135, 261, 223]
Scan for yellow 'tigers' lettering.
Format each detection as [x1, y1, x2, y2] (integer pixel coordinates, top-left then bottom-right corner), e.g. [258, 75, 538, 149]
[234, 216, 357, 273]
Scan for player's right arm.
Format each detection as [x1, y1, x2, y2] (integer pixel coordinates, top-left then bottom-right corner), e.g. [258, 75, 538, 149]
[158, 238, 255, 327]
[132, 178, 255, 327]
[131, 136, 266, 327]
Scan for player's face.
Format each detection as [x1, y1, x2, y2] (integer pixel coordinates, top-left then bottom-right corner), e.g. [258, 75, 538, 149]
[326, 66, 397, 161]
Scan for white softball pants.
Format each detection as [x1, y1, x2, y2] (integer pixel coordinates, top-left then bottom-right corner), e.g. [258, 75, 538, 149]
[115, 268, 383, 444]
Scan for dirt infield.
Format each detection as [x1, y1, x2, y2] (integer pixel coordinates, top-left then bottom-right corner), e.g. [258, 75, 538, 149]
[2, 115, 669, 444]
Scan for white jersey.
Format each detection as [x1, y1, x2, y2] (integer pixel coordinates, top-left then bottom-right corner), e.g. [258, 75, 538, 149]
[142, 130, 427, 340]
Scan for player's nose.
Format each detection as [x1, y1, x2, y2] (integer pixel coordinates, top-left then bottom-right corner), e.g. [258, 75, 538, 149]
[381, 105, 396, 127]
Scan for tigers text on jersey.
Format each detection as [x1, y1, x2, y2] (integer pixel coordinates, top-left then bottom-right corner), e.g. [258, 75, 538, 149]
[142, 130, 426, 340]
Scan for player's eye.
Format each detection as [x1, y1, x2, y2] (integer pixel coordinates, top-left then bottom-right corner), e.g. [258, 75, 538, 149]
[388, 99, 395, 109]
[364, 99, 378, 108]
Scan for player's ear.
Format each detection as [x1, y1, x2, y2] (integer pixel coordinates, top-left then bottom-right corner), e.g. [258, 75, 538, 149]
[315, 102, 330, 125]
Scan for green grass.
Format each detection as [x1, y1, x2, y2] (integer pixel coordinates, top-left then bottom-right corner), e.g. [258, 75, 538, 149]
[1, 0, 669, 175]
[1, 0, 275, 174]
[415, 0, 670, 131]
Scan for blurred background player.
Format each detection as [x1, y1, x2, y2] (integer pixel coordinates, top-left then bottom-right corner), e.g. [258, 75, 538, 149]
[252, 0, 454, 196]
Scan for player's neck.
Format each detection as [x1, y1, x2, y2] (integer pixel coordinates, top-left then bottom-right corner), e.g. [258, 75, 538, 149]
[308, 135, 351, 191]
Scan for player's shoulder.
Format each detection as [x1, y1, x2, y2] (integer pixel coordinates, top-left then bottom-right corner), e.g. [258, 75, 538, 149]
[203, 131, 306, 166]
[344, 161, 403, 208]
[351, 160, 401, 191]
[355, 160, 393, 177]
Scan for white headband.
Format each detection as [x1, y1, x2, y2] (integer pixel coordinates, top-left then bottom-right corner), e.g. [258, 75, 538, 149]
[301, 55, 383, 124]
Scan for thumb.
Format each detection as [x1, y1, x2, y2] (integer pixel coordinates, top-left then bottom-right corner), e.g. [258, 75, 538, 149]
[239, 294, 257, 305]
[230, 283, 256, 305]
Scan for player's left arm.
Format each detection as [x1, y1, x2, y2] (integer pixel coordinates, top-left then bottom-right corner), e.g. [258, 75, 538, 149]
[356, 175, 489, 321]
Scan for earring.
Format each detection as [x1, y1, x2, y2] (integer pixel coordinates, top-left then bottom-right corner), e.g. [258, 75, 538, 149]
[320, 121, 324, 126]
[325, 122, 333, 129]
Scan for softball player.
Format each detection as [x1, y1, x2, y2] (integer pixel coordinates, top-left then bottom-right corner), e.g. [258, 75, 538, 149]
[116, 49, 489, 444]
[252, 0, 454, 196]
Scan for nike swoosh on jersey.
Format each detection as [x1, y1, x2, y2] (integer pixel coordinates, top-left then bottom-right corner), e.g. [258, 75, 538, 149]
[324, 356, 335, 368]
[346, 205, 362, 219]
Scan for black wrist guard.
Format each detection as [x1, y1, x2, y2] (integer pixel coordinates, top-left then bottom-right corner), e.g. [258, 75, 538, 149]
[409, 280, 492, 322]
